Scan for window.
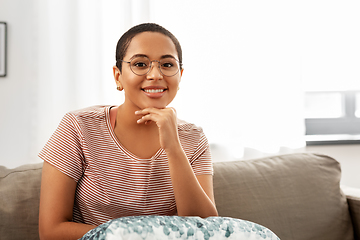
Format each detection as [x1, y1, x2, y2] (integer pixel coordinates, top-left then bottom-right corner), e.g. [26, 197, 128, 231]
[301, 1, 360, 145]
[305, 91, 360, 145]
[356, 93, 360, 118]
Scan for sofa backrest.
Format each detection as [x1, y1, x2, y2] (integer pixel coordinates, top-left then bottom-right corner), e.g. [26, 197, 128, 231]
[213, 153, 354, 240]
[0, 153, 355, 240]
[0, 162, 43, 240]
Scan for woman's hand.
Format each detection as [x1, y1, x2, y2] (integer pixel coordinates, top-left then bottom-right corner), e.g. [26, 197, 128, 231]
[135, 107, 180, 151]
[135, 107, 218, 218]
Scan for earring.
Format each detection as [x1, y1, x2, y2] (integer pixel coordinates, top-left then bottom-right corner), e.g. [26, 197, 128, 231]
[117, 86, 123, 91]
[178, 86, 180, 90]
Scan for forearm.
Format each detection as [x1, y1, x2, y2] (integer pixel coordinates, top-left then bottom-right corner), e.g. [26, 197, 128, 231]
[135, 107, 218, 217]
[39, 221, 96, 240]
[166, 145, 218, 218]
[39, 162, 96, 240]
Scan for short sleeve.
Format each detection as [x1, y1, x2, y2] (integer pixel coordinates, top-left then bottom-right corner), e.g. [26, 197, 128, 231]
[190, 130, 213, 176]
[38, 113, 85, 182]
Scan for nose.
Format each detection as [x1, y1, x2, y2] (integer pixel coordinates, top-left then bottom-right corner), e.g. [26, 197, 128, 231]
[146, 61, 163, 80]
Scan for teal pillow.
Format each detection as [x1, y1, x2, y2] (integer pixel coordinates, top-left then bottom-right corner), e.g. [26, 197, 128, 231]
[80, 215, 280, 240]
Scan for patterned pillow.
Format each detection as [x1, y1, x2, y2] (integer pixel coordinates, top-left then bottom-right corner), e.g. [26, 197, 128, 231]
[80, 215, 280, 240]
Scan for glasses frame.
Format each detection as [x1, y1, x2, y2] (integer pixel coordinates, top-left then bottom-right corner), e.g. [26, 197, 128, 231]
[119, 56, 182, 77]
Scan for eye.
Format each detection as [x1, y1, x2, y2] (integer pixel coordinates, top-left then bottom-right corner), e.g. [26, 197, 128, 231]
[161, 58, 178, 69]
[133, 61, 148, 68]
[161, 62, 174, 68]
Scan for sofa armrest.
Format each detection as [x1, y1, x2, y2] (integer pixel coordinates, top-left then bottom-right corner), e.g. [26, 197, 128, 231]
[342, 186, 360, 240]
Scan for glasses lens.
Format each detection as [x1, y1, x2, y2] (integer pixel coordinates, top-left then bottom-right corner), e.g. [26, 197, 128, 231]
[130, 57, 150, 75]
[160, 58, 180, 76]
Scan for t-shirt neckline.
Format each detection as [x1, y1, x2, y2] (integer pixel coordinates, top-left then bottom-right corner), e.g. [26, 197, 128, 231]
[104, 105, 164, 162]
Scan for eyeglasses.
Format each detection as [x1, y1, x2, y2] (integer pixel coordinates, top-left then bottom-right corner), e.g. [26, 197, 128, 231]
[120, 56, 182, 77]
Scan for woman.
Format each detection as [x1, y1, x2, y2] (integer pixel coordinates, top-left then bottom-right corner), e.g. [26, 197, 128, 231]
[38, 23, 218, 240]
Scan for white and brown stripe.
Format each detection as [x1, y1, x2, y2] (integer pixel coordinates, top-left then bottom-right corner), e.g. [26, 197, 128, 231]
[39, 105, 212, 226]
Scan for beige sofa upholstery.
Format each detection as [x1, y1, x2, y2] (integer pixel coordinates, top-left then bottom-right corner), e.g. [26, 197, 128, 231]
[214, 153, 360, 240]
[0, 153, 359, 240]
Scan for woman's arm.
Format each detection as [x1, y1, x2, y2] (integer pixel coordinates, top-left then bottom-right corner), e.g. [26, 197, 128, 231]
[166, 146, 218, 217]
[39, 162, 96, 240]
[136, 108, 218, 217]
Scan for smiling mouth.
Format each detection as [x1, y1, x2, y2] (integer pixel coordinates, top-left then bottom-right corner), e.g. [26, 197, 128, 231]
[142, 89, 167, 93]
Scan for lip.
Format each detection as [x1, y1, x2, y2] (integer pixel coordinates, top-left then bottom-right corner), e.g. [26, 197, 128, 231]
[141, 86, 168, 98]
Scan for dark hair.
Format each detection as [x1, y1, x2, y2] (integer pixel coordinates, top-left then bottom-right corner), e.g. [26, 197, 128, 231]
[115, 23, 182, 72]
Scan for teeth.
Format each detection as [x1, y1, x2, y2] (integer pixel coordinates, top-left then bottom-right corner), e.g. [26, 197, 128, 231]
[144, 89, 165, 93]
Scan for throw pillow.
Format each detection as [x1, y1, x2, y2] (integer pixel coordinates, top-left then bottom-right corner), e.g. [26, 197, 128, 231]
[80, 215, 280, 240]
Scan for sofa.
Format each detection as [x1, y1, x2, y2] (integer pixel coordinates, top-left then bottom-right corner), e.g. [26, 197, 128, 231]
[0, 152, 359, 240]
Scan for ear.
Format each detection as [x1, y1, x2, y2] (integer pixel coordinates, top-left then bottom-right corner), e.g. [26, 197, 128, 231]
[113, 66, 124, 91]
[178, 68, 184, 84]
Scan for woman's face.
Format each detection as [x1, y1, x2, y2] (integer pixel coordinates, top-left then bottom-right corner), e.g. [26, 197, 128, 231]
[115, 31, 183, 110]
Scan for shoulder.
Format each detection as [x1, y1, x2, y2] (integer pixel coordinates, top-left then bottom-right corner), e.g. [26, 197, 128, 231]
[177, 119, 208, 144]
[62, 105, 113, 123]
[177, 118, 204, 133]
[177, 119, 211, 163]
[67, 105, 111, 118]
[59, 105, 112, 130]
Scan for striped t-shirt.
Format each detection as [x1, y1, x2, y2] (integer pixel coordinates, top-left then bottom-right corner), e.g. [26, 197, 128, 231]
[39, 105, 213, 226]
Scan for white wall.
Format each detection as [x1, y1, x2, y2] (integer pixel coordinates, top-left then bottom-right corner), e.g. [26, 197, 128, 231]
[0, 0, 125, 168]
[304, 144, 360, 189]
[0, 0, 305, 168]
[0, 0, 41, 168]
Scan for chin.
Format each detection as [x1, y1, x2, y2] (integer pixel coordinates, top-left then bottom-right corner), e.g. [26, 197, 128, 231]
[140, 98, 173, 109]
[146, 104, 167, 109]
[138, 101, 164, 109]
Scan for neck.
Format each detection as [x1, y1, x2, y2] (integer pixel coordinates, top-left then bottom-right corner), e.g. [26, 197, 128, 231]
[116, 104, 138, 126]
[114, 104, 157, 132]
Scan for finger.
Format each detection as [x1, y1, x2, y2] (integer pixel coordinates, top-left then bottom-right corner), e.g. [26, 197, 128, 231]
[169, 108, 177, 118]
[135, 107, 177, 125]
[135, 110, 145, 115]
[169, 107, 177, 115]
[137, 114, 159, 124]
[135, 108, 162, 116]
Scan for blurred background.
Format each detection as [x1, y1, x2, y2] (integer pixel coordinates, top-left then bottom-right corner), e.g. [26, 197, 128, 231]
[0, 0, 359, 187]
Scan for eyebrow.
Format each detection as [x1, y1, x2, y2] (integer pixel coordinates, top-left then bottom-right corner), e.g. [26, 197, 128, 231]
[129, 54, 178, 61]
[160, 54, 177, 60]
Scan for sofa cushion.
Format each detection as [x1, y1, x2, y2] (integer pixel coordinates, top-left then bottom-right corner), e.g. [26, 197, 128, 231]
[213, 153, 354, 240]
[0, 162, 43, 240]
